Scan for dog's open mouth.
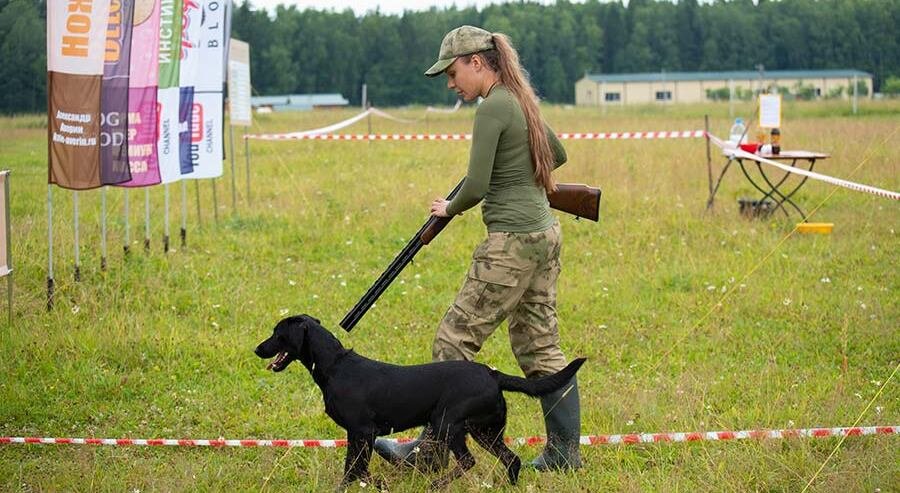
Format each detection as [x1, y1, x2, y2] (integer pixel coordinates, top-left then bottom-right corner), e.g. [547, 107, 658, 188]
[266, 352, 290, 372]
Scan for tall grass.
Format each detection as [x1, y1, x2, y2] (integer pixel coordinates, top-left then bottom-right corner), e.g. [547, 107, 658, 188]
[0, 101, 897, 491]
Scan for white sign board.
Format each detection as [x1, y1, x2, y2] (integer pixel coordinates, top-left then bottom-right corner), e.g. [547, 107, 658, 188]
[759, 94, 782, 129]
[228, 39, 252, 127]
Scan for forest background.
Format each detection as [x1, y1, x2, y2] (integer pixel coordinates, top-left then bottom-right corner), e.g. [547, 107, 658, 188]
[2, 0, 900, 114]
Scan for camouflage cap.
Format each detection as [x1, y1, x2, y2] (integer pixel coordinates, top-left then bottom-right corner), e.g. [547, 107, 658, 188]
[424, 25, 494, 77]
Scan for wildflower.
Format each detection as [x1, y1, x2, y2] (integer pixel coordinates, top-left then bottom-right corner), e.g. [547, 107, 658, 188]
[783, 298, 792, 306]
[279, 308, 289, 316]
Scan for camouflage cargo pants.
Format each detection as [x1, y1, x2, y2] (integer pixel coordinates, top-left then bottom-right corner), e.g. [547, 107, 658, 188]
[433, 220, 567, 377]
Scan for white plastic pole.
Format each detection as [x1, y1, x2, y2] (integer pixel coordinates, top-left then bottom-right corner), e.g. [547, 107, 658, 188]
[4, 172, 10, 324]
[123, 189, 130, 255]
[181, 180, 187, 247]
[729, 79, 734, 118]
[73, 191, 80, 282]
[164, 184, 170, 252]
[144, 188, 150, 252]
[47, 185, 54, 310]
[244, 127, 251, 206]
[101, 187, 107, 270]
[229, 124, 236, 212]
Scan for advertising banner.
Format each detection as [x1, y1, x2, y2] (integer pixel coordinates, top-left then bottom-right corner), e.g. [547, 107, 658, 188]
[157, 0, 184, 183]
[120, 0, 162, 187]
[47, 0, 112, 190]
[101, 0, 135, 185]
[179, 0, 225, 179]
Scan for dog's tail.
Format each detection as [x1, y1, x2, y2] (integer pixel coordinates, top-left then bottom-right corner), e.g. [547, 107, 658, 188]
[495, 358, 586, 397]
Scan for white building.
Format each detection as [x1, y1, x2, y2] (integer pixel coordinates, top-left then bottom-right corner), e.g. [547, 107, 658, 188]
[575, 70, 873, 106]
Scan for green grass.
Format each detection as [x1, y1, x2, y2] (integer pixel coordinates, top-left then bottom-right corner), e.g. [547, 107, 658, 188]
[1, 101, 898, 492]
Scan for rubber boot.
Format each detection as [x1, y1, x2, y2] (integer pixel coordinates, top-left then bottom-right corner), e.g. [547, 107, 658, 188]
[373, 426, 449, 472]
[531, 377, 582, 471]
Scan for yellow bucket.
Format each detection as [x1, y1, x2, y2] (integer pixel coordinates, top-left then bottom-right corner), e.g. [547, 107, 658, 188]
[797, 222, 834, 234]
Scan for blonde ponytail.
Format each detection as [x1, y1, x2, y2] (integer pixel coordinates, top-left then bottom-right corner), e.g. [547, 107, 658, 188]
[479, 33, 556, 192]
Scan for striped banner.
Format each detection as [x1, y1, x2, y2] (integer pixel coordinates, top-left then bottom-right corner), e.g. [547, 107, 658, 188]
[2, 426, 895, 449]
[245, 130, 707, 142]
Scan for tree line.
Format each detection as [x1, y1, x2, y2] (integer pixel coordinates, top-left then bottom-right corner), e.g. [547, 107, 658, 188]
[1, 0, 898, 114]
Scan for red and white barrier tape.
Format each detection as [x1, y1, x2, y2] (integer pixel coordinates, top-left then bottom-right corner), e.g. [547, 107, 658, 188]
[2, 426, 895, 449]
[425, 99, 463, 114]
[245, 129, 706, 141]
[708, 133, 900, 201]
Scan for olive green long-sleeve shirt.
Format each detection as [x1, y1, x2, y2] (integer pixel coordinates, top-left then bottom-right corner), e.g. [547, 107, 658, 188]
[445, 85, 567, 233]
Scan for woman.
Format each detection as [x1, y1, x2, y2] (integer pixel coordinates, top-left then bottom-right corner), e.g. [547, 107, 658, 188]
[374, 25, 581, 472]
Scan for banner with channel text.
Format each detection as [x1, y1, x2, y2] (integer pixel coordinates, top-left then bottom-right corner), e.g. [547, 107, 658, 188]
[47, 0, 111, 190]
[178, 86, 194, 173]
[119, 0, 161, 187]
[101, 0, 135, 185]
[178, 0, 198, 175]
[157, 0, 184, 183]
[179, 0, 226, 179]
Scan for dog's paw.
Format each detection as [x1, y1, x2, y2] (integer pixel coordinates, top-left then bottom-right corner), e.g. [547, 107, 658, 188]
[507, 456, 521, 484]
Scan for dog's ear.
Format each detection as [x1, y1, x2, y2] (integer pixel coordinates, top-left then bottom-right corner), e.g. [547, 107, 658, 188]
[280, 316, 307, 353]
[301, 314, 321, 325]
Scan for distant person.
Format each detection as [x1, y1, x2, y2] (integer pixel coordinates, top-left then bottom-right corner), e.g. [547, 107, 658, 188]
[373, 25, 581, 472]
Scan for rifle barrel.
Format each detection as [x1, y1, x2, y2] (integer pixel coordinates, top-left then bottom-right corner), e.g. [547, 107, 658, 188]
[339, 238, 424, 331]
[339, 179, 465, 332]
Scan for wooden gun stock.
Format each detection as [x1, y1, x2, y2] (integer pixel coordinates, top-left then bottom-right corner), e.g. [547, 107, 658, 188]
[548, 183, 602, 222]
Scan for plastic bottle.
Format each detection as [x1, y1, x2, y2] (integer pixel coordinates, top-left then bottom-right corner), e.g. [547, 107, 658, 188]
[729, 117, 747, 146]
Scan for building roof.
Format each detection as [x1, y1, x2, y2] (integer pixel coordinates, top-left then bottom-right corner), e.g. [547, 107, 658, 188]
[582, 70, 872, 83]
[251, 94, 349, 107]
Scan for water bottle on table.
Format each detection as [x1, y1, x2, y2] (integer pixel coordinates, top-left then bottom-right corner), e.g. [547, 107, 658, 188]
[728, 117, 747, 146]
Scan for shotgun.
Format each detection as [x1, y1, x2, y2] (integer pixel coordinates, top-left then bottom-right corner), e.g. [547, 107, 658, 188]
[339, 180, 600, 332]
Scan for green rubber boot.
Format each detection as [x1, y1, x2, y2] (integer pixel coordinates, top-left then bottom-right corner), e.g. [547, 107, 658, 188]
[531, 377, 582, 471]
[373, 426, 449, 472]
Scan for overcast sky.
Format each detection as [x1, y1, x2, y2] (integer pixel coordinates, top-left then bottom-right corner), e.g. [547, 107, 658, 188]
[245, 0, 561, 16]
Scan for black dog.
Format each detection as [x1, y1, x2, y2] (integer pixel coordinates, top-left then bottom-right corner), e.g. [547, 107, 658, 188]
[255, 314, 586, 489]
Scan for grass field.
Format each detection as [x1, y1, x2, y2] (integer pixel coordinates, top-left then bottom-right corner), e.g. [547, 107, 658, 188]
[1, 100, 898, 492]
